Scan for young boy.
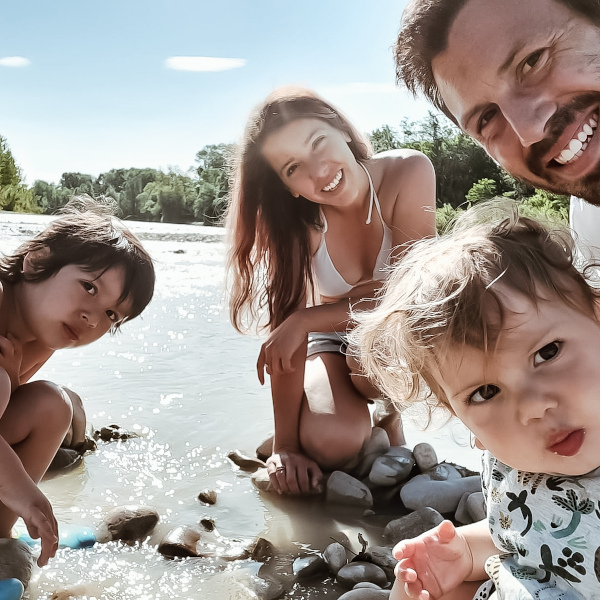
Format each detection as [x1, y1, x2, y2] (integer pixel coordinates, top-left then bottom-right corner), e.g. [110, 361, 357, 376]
[0, 196, 154, 569]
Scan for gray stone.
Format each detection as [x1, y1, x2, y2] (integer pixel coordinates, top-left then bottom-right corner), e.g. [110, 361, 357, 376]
[338, 589, 390, 599]
[365, 545, 397, 581]
[400, 474, 481, 514]
[250, 576, 286, 600]
[157, 525, 253, 560]
[251, 537, 276, 562]
[383, 507, 444, 544]
[424, 462, 462, 481]
[467, 491, 487, 522]
[95, 505, 159, 543]
[93, 424, 139, 442]
[323, 541, 347, 575]
[251, 468, 273, 493]
[326, 471, 373, 508]
[363, 427, 390, 456]
[227, 449, 266, 472]
[412, 442, 438, 472]
[0, 538, 33, 587]
[256, 435, 274, 462]
[198, 489, 217, 505]
[353, 452, 382, 480]
[336, 562, 388, 589]
[454, 491, 473, 525]
[292, 555, 328, 580]
[48, 447, 83, 472]
[369, 451, 414, 487]
[354, 582, 384, 589]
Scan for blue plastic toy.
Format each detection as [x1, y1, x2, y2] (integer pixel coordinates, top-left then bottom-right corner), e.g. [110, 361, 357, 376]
[0, 578, 24, 600]
[14, 523, 96, 550]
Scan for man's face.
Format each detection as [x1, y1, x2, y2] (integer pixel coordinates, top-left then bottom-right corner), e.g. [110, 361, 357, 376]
[432, 0, 600, 204]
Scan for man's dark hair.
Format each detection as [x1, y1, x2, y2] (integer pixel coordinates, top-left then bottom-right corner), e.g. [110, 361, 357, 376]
[395, 0, 600, 120]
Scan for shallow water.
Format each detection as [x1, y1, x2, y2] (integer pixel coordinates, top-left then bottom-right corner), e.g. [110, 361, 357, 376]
[1, 213, 482, 599]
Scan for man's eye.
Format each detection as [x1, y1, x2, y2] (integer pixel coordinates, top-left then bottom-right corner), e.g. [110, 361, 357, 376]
[533, 341, 561, 366]
[468, 384, 500, 404]
[478, 107, 498, 132]
[313, 136, 325, 149]
[522, 50, 544, 75]
[82, 281, 97, 295]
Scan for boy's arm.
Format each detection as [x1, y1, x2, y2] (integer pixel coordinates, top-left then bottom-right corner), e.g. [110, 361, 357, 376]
[391, 519, 496, 600]
[0, 369, 59, 566]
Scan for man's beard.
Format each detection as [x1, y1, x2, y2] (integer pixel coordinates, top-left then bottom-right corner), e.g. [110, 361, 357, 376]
[525, 92, 600, 205]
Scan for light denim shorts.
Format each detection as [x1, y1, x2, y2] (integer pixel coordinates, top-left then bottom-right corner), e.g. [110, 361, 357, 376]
[306, 332, 348, 358]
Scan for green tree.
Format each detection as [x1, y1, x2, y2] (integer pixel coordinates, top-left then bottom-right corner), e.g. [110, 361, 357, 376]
[369, 125, 401, 153]
[32, 180, 72, 214]
[466, 178, 497, 204]
[138, 171, 197, 223]
[60, 172, 95, 195]
[0, 136, 22, 188]
[194, 143, 235, 224]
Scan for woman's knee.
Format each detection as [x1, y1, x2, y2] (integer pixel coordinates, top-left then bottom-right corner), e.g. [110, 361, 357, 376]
[301, 416, 370, 470]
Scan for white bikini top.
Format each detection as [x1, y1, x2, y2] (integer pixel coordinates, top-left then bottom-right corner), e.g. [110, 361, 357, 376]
[311, 162, 393, 298]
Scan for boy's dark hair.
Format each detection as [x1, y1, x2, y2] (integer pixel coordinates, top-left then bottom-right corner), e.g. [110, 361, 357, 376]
[395, 0, 600, 121]
[0, 195, 155, 325]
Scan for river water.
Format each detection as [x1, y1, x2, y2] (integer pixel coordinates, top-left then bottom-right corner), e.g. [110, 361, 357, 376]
[0, 212, 481, 600]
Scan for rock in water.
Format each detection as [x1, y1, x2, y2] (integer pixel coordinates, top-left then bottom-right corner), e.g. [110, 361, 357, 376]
[227, 450, 266, 472]
[336, 562, 388, 589]
[198, 490, 218, 505]
[96, 505, 159, 543]
[383, 507, 444, 544]
[326, 471, 373, 508]
[0, 539, 33, 587]
[412, 442, 438, 472]
[338, 589, 390, 599]
[323, 542, 348, 575]
[400, 474, 481, 514]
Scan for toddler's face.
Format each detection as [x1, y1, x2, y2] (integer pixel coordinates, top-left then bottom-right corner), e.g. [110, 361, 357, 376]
[433, 288, 600, 476]
[21, 264, 132, 350]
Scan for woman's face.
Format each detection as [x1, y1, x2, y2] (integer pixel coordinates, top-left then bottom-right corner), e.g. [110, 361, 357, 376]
[260, 117, 361, 205]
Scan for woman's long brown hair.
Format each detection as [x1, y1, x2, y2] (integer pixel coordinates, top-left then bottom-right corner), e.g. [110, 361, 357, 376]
[227, 87, 371, 333]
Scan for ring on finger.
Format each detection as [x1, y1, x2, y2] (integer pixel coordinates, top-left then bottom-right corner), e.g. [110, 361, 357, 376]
[276, 466, 286, 473]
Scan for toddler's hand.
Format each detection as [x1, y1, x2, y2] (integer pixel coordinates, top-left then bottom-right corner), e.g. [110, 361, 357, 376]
[394, 520, 472, 600]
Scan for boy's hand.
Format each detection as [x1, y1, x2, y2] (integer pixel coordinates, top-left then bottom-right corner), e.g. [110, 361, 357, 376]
[0, 334, 22, 392]
[394, 520, 473, 600]
[0, 472, 58, 566]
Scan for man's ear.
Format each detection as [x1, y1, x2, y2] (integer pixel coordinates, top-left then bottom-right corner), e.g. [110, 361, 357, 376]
[22, 246, 51, 275]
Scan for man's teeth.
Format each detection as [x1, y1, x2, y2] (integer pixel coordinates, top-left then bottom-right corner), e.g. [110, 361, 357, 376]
[322, 170, 342, 192]
[555, 114, 598, 165]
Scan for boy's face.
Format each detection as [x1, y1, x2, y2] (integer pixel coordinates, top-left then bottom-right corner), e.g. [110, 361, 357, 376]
[434, 288, 600, 476]
[20, 264, 132, 350]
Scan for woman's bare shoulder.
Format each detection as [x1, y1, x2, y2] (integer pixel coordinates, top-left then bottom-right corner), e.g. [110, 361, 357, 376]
[371, 149, 433, 178]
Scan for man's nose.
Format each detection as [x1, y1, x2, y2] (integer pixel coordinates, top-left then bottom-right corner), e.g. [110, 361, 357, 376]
[503, 94, 556, 148]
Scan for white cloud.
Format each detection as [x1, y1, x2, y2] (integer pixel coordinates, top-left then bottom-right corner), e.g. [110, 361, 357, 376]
[165, 56, 246, 72]
[0, 56, 31, 68]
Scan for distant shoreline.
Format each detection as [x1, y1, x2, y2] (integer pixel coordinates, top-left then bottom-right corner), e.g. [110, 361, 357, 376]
[0, 211, 227, 244]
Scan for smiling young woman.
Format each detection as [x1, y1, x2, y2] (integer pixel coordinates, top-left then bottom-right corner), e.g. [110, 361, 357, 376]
[226, 86, 436, 495]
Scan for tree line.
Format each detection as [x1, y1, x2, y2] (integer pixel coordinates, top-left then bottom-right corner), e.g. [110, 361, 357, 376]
[0, 113, 568, 227]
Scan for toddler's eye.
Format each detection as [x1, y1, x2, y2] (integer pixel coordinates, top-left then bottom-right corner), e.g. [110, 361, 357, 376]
[106, 310, 118, 323]
[533, 341, 561, 366]
[469, 384, 500, 404]
[82, 281, 97, 295]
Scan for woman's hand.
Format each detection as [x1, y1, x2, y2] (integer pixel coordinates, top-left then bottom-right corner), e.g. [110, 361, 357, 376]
[266, 450, 323, 495]
[257, 311, 308, 384]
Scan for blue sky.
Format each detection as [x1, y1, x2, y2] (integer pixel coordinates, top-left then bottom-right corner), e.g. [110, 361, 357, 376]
[1, 0, 431, 184]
